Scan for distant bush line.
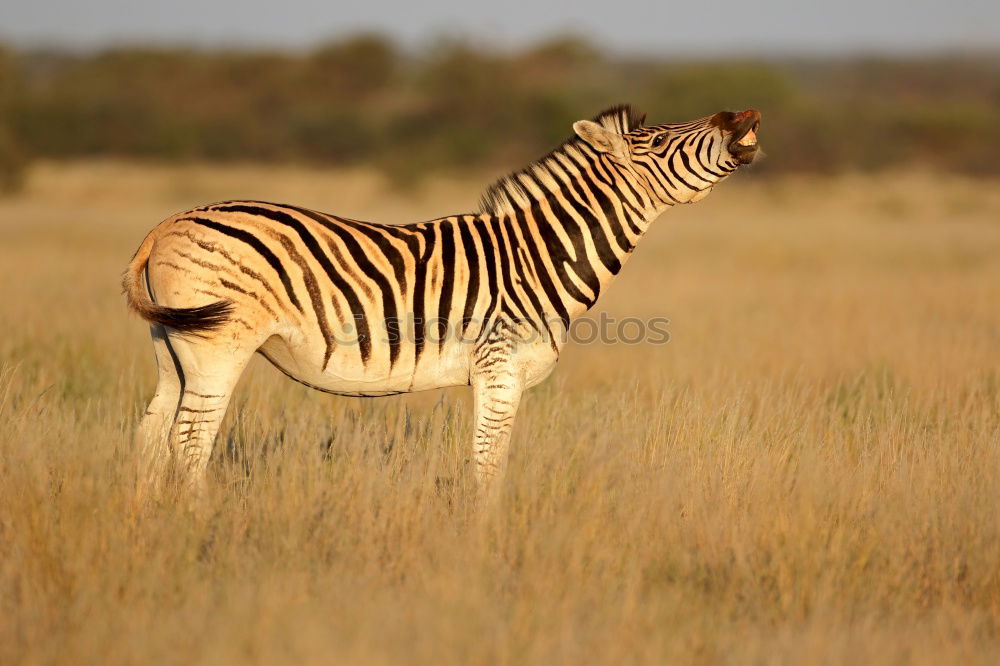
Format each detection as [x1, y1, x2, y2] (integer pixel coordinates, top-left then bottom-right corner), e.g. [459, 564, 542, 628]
[1, 36, 998, 191]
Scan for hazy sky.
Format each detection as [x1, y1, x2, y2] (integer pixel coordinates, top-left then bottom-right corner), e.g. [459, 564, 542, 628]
[2, 0, 998, 54]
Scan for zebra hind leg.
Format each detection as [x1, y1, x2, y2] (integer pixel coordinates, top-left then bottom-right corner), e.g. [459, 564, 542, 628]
[162, 330, 258, 502]
[135, 324, 182, 498]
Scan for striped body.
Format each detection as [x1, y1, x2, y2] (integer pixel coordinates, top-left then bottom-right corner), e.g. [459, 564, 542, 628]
[151, 205, 568, 394]
[124, 105, 761, 497]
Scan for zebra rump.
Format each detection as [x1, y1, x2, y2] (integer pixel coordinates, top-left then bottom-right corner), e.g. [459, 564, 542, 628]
[121, 227, 233, 335]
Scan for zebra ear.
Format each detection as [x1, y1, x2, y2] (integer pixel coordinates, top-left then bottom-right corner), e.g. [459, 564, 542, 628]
[573, 120, 626, 158]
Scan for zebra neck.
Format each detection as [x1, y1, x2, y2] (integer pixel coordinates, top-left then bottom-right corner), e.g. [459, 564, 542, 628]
[503, 159, 666, 321]
[531, 159, 660, 251]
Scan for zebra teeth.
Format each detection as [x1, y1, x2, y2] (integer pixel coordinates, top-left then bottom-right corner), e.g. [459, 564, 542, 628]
[736, 127, 757, 147]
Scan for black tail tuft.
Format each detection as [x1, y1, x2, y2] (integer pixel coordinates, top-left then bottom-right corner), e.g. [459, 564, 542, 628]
[141, 300, 234, 336]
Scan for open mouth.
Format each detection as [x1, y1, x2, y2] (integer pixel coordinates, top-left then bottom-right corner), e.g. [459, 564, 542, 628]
[729, 115, 760, 165]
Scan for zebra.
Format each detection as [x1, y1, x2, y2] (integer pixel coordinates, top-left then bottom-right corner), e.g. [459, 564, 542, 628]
[123, 104, 761, 496]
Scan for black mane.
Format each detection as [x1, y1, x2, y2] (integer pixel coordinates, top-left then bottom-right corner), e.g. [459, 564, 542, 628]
[477, 104, 646, 216]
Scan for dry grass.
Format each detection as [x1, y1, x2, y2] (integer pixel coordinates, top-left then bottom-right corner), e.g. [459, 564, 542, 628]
[1, 161, 998, 665]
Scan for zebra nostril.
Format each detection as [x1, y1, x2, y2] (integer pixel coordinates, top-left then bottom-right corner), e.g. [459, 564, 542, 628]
[713, 109, 761, 132]
[710, 111, 737, 129]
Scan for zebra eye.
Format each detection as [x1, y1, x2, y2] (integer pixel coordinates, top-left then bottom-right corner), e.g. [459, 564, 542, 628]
[651, 134, 668, 148]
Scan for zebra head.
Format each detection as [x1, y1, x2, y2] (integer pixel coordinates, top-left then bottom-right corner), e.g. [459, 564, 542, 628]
[573, 107, 761, 205]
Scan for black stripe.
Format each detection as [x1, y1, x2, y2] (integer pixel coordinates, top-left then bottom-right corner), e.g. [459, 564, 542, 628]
[458, 217, 481, 336]
[145, 274, 187, 414]
[513, 207, 570, 328]
[528, 182, 605, 296]
[184, 217, 304, 313]
[677, 146, 714, 185]
[573, 142, 644, 208]
[528, 169, 621, 276]
[334, 218, 410, 293]
[487, 215, 535, 329]
[213, 205, 373, 365]
[471, 217, 501, 328]
[694, 133, 726, 178]
[268, 231, 338, 367]
[644, 158, 681, 194]
[219, 200, 419, 288]
[528, 201, 595, 307]
[503, 215, 557, 350]
[175, 230, 289, 315]
[286, 205, 402, 368]
[411, 225, 436, 365]
[579, 169, 634, 254]
[667, 152, 701, 191]
[257, 349, 404, 398]
[636, 161, 682, 204]
[571, 151, 645, 235]
[436, 219, 456, 351]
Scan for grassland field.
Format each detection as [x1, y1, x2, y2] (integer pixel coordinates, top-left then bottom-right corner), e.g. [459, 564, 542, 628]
[1, 161, 998, 665]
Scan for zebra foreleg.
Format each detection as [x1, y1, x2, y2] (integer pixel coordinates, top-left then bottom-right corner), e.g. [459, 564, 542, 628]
[470, 364, 524, 488]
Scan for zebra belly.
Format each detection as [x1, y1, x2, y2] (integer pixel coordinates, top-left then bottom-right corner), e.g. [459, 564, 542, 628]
[258, 334, 473, 395]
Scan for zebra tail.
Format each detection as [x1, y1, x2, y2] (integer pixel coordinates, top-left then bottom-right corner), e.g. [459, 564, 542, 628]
[121, 228, 233, 335]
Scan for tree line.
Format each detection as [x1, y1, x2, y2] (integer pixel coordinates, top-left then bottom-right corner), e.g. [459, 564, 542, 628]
[1, 35, 998, 191]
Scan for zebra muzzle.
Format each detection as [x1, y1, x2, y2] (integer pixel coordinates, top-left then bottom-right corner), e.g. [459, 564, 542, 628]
[724, 110, 760, 164]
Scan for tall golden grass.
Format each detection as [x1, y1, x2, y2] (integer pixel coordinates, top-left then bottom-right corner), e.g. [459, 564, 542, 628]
[1, 162, 998, 665]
